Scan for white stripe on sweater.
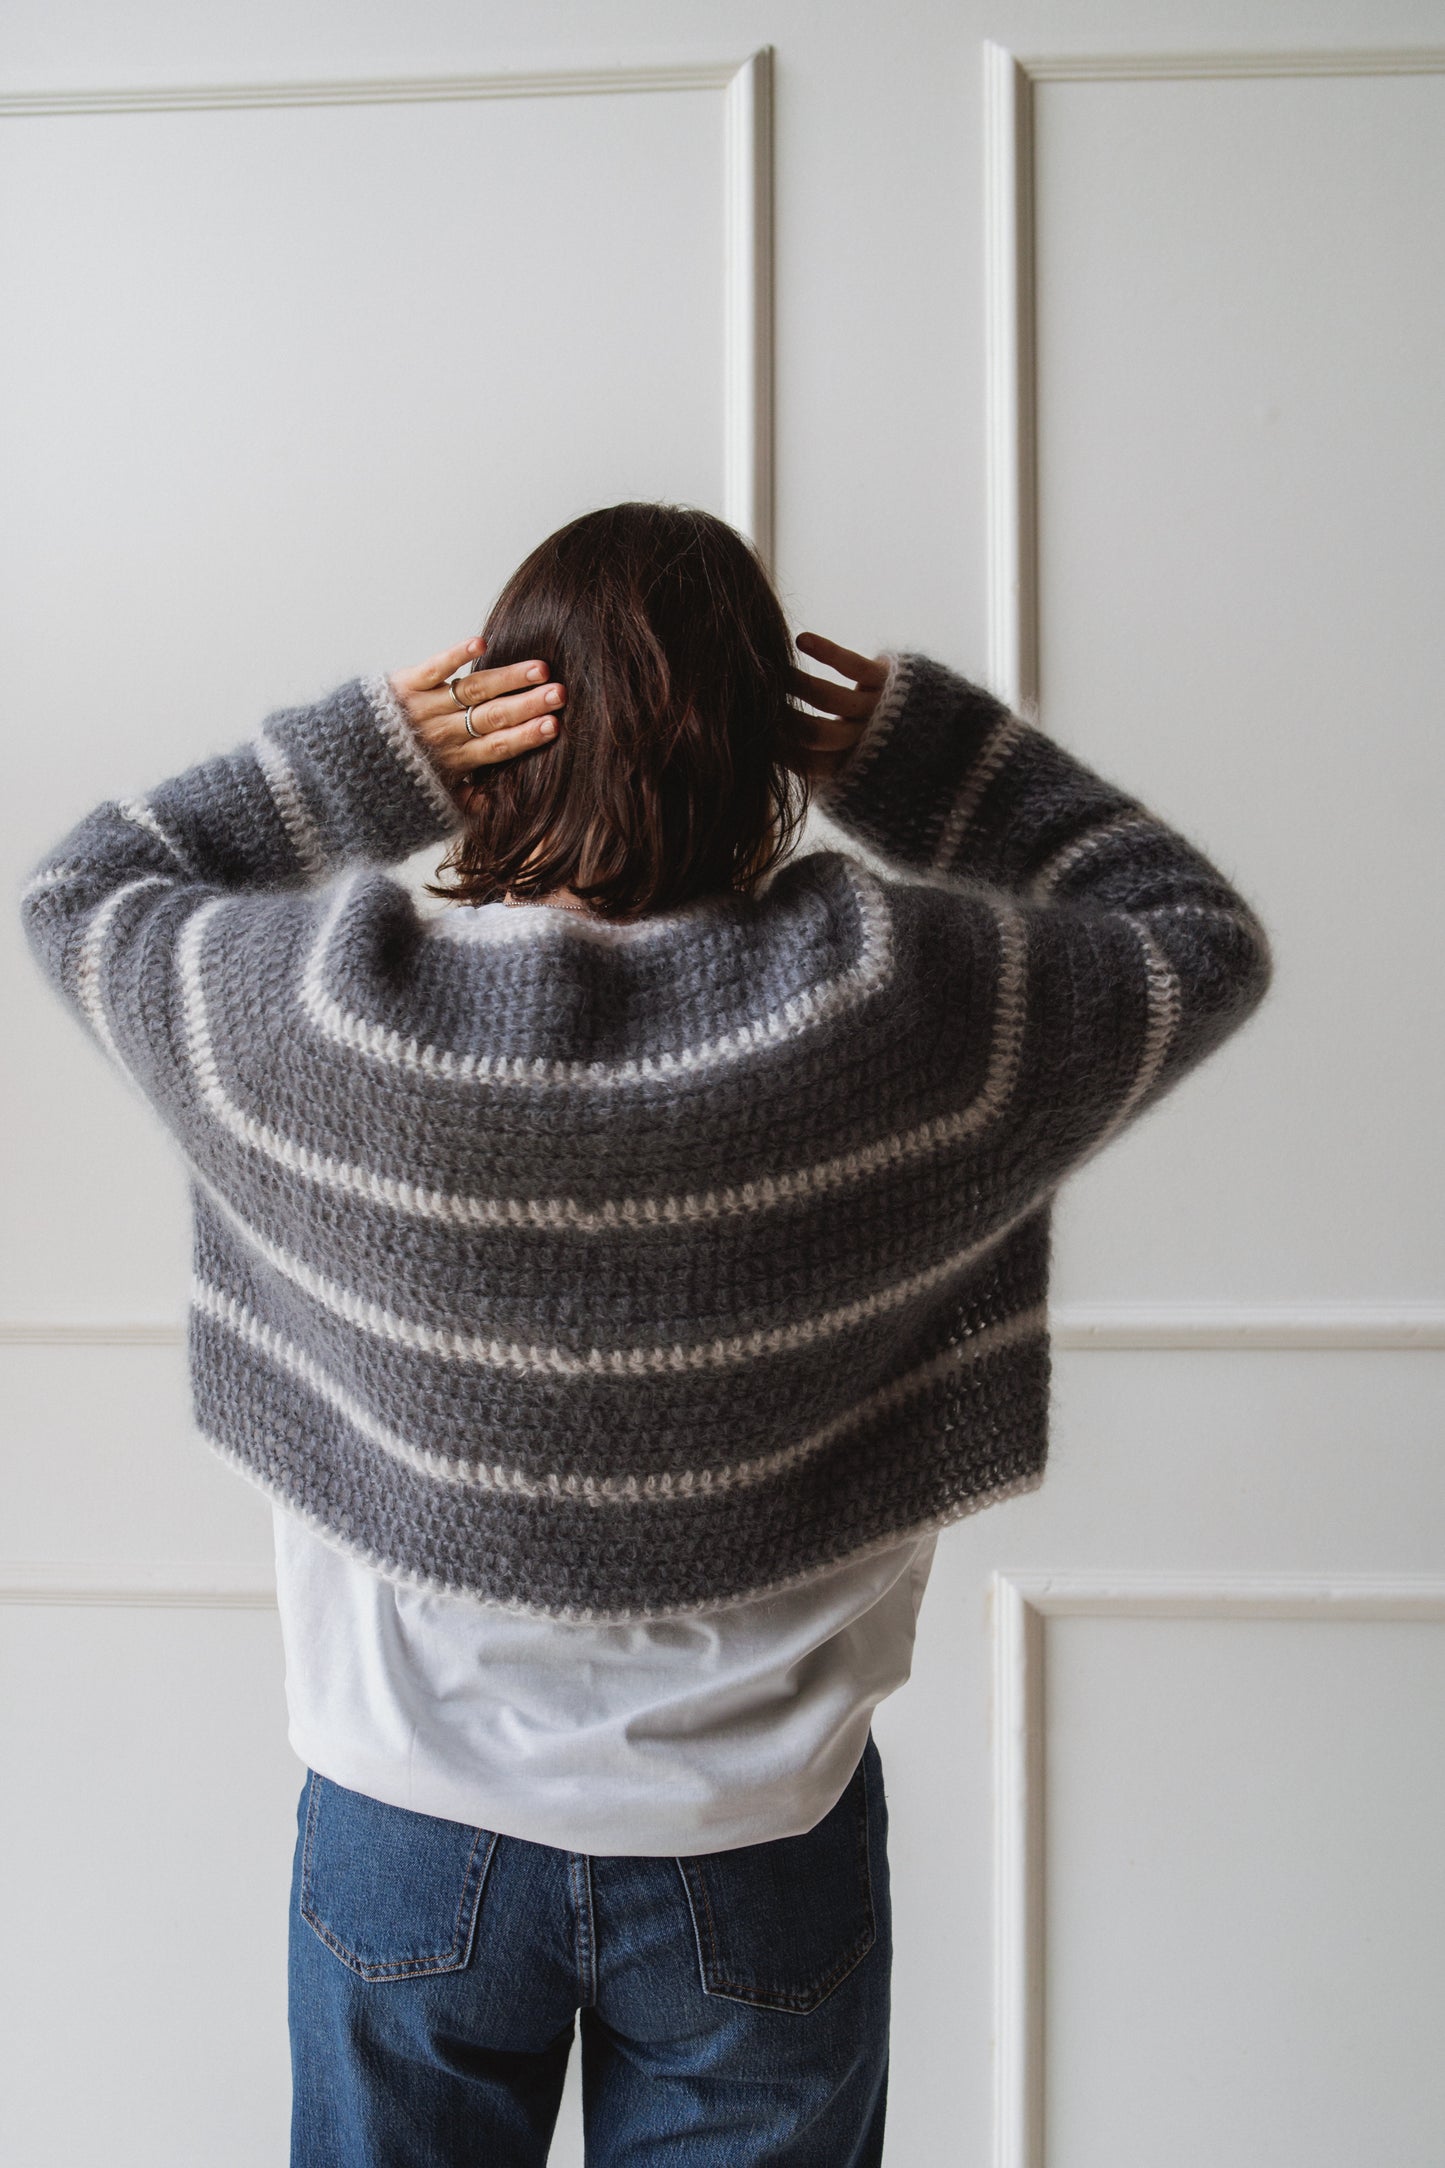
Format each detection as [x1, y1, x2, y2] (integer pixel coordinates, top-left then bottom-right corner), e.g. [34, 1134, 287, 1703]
[20, 863, 84, 899]
[360, 672, 462, 828]
[193, 1145, 1056, 1377]
[253, 734, 327, 880]
[1026, 811, 1163, 901]
[176, 893, 1030, 1229]
[191, 1274, 1048, 1500]
[297, 862, 898, 1089]
[73, 876, 171, 1069]
[931, 708, 1029, 870]
[1094, 915, 1180, 1141]
[117, 797, 195, 876]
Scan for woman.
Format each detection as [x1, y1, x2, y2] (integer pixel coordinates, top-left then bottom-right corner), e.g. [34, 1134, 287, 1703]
[21, 501, 1272, 2166]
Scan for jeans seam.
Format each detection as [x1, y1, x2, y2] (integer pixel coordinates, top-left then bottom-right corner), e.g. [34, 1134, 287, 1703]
[570, 1852, 597, 2008]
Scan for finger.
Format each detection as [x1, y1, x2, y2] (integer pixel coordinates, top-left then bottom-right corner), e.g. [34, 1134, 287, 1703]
[795, 629, 882, 680]
[462, 682, 566, 736]
[414, 675, 564, 729]
[450, 709, 562, 777]
[453, 656, 555, 707]
[794, 631, 888, 687]
[413, 636, 487, 689]
[429, 687, 565, 770]
[788, 665, 875, 718]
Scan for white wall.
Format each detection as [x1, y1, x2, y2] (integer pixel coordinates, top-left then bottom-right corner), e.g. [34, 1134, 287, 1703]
[3, 4, 1442, 2163]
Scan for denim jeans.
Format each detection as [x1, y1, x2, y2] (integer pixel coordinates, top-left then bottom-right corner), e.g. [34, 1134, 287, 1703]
[287, 1729, 891, 2167]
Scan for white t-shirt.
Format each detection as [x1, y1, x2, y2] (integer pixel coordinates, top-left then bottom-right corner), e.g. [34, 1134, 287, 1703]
[272, 1508, 938, 1856]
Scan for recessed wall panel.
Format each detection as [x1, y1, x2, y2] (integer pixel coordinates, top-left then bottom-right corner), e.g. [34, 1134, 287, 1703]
[1044, 1611, 1445, 2167]
[1032, 73, 1445, 1304]
[0, 85, 726, 1319]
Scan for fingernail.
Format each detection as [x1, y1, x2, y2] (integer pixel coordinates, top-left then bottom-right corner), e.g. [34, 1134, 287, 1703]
[540, 718, 556, 735]
[546, 686, 563, 704]
[527, 663, 546, 680]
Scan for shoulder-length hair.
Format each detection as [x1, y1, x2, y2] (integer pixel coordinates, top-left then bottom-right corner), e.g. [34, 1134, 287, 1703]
[426, 502, 815, 920]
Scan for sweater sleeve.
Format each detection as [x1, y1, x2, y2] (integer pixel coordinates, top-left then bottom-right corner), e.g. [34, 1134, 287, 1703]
[18, 671, 463, 1097]
[812, 649, 1275, 1158]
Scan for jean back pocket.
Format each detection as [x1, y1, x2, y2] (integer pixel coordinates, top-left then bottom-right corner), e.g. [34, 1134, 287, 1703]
[676, 1733, 880, 2013]
[299, 1772, 498, 1982]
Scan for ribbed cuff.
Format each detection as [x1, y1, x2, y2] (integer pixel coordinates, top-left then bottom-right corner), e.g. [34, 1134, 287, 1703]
[358, 673, 464, 832]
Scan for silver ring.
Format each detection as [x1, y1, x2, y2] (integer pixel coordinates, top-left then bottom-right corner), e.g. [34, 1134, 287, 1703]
[447, 675, 468, 712]
[462, 705, 480, 740]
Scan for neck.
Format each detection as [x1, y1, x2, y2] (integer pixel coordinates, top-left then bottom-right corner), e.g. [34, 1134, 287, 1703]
[503, 886, 596, 916]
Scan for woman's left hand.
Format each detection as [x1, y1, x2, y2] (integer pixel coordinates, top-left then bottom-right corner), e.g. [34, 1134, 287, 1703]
[387, 639, 566, 808]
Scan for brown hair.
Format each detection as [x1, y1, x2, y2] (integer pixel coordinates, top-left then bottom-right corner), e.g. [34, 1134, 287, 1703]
[425, 502, 814, 920]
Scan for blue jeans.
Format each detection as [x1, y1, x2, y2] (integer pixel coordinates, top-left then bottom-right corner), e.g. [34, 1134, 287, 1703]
[287, 1730, 891, 2166]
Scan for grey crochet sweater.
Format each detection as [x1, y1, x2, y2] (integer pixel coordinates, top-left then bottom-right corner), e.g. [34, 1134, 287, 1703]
[21, 651, 1272, 1620]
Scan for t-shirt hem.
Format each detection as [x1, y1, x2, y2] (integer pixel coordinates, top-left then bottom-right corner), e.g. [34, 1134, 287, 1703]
[284, 1721, 874, 1858]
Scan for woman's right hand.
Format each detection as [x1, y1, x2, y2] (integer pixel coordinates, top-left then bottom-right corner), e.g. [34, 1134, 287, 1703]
[789, 632, 889, 781]
[387, 639, 566, 809]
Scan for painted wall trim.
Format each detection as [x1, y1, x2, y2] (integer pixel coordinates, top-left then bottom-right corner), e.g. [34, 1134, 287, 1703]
[724, 49, 775, 563]
[2, 1304, 1440, 1351]
[20, 1559, 1445, 1616]
[0, 62, 748, 115]
[982, 42, 1037, 713]
[1010, 47, 1445, 83]
[0, 1559, 276, 1607]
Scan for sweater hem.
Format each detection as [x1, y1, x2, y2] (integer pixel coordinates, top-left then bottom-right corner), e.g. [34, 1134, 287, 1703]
[204, 1421, 1044, 1625]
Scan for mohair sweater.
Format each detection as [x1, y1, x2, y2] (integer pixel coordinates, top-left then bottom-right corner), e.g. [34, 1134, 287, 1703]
[21, 651, 1272, 1621]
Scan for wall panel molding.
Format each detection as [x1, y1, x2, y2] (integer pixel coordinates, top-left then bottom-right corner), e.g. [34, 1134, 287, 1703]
[0, 1320, 185, 1347]
[0, 1559, 276, 1607]
[981, 42, 1445, 708]
[3, 1303, 1440, 1351]
[982, 42, 1038, 716]
[723, 49, 774, 561]
[1053, 1302, 1445, 1349]
[991, 1567, 1445, 2168]
[0, 60, 748, 115]
[0, 51, 774, 557]
[1009, 47, 1445, 84]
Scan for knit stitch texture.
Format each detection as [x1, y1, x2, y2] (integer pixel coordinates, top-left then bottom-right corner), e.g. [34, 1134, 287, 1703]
[21, 652, 1273, 1620]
